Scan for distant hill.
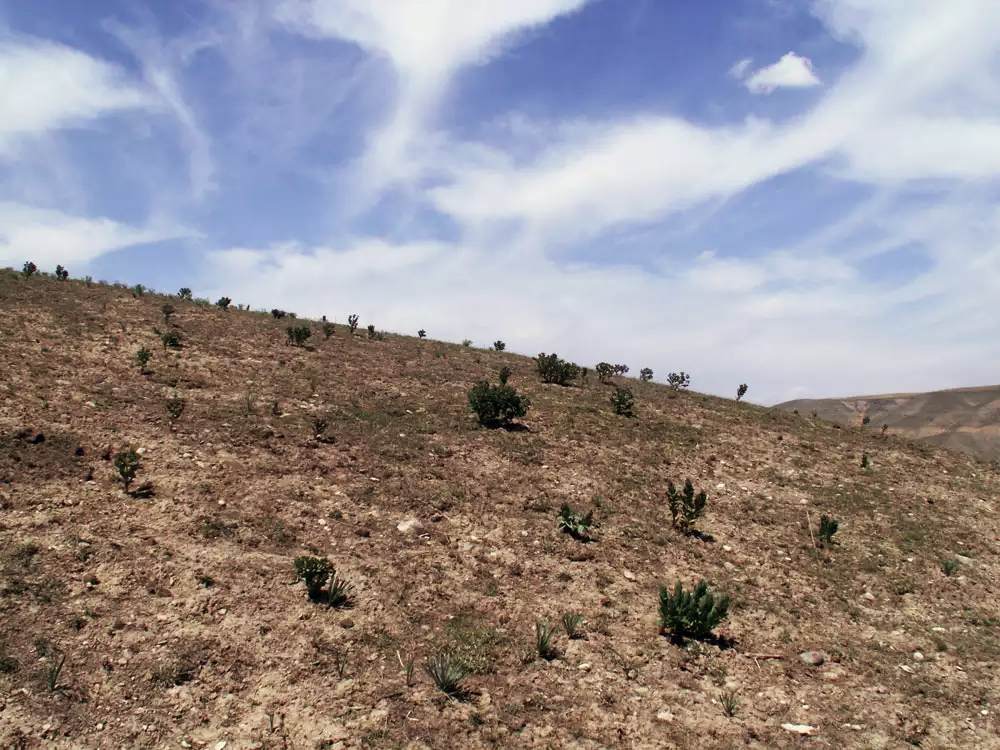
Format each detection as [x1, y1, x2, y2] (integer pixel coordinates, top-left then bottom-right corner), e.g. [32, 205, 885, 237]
[777, 385, 1000, 461]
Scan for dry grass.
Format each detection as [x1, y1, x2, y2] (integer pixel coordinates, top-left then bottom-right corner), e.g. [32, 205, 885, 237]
[1, 269, 999, 748]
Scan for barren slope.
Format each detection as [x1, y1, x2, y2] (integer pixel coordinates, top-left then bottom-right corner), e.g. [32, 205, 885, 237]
[1, 270, 999, 749]
[778, 387, 1000, 462]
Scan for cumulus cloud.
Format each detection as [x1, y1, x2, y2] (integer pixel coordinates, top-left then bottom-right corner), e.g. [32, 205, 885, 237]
[742, 52, 821, 94]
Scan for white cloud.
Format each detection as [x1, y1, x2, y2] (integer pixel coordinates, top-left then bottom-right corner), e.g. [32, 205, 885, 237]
[729, 58, 753, 79]
[0, 203, 196, 269]
[743, 52, 821, 94]
[0, 37, 155, 154]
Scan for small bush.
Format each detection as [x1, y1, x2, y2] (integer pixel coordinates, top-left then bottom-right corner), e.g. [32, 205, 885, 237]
[595, 362, 614, 383]
[418, 329, 426, 339]
[639, 368, 653, 382]
[940, 558, 960, 576]
[134, 346, 152, 373]
[667, 372, 690, 390]
[658, 579, 730, 640]
[347, 314, 359, 333]
[367, 324, 377, 339]
[860, 453, 870, 469]
[162, 304, 174, 323]
[536, 353, 581, 386]
[325, 572, 353, 608]
[613, 364, 629, 376]
[493, 340, 506, 351]
[562, 612, 583, 639]
[114, 449, 142, 494]
[271, 308, 287, 319]
[736, 383, 748, 401]
[161, 331, 182, 351]
[667, 479, 706, 534]
[881, 423, 888, 435]
[166, 394, 185, 421]
[286, 326, 311, 347]
[425, 654, 467, 698]
[611, 386, 635, 417]
[719, 688, 740, 717]
[462, 338, 473, 347]
[817, 514, 839, 546]
[322, 322, 335, 339]
[535, 621, 557, 660]
[498, 366, 512, 385]
[293, 556, 334, 600]
[178, 288, 193, 300]
[134, 284, 145, 296]
[557, 502, 593, 540]
[22, 261, 37, 277]
[216, 297, 231, 310]
[55, 265, 69, 280]
[862, 415, 871, 427]
[468, 377, 530, 428]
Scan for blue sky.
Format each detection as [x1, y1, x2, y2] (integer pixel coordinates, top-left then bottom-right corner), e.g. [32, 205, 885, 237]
[2, 0, 1000, 404]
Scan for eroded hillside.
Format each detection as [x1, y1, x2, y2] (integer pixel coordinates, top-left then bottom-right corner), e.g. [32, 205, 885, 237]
[1, 270, 999, 749]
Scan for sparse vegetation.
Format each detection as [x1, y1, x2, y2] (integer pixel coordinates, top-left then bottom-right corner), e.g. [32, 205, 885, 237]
[348, 314, 359, 334]
[162, 303, 175, 323]
[595, 362, 614, 383]
[737, 383, 748, 401]
[55, 264, 69, 281]
[425, 654, 467, 698]
[114, 448, 142, 494]
[613, 364, 629, 376]
[368, 324, 377, 339]
[562, 612, 583, 639]
[817, 514, 839, 546]
[166, 393, 185, 421]
[418, 329, 426, 339]
[462, 338, 473, 347]
[161, 331, 182, 351]
[535, 621, 557, 660]
[134, 284, 145, 296]
[611, 385, 635, 417]
[719, 688, 740, 717]
[667, 479, 707, 534]
[862, 415, 871, 427]
[658, 579, 731, 641]
[22, 261, 37, 278]
[286, 326, 311, 347]
[882, 423, 888, 435]
[493, 340, 506, 351]
[557, 502, 593, 540]
[639, 367, 653, 382]
[940, 558, 960, 576]
[293, 556, 334, 601]
[271, 308, 287, 319]
[667, 372, 691, 390]
[134, 346, 152, 373]
[537, 352, 581, 385]
[861, 453, 870, 469]
[178, 287, 193, 300]
[468, 375, 530, 428]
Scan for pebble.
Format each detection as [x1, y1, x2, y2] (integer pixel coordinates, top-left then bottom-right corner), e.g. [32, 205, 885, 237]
[799, 651, 825, 667]
[913, 652, 924, 661]
[578, 663, 592, 671]
[623, 570, 637, 581]
[397, 519, 425, 535]
[862, 591, 876, 601]
[656, 711, 675, 723]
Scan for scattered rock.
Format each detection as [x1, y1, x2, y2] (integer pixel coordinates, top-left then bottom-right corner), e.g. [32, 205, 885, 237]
[862, 591, 876, 601]
[656, 711, 675, 723]
[623, 570, 637, 581]
[355, 527, 371, 538]
[397, 519, 425, 535]
[781, 724, 817, 735]
[799, 651, 825, 667]
[578, 663, 592, 671]
[913, 652, 924, 662]
[340, 618, 355, 629]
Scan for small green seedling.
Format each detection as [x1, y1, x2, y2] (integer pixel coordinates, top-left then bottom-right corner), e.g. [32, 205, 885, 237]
[667, 479, 707, 534]
[557, 503, 593, 540]
[817, 514, 839, 546]
[134, 346, 152, 373]
[114, 449, 142, 494]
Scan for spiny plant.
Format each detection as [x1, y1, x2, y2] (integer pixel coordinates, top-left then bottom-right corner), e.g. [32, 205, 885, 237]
[22, 261, 37, 277]
[611, 386, 635, 417]
[293, 556, 334, 601]
[639, 367, 653, 382]
[134, 346, 152, 373]
[536, 352, 581, 386]
[667, 478, 707, 534]
[861, 453, 870, 469]
[178, 287, 193, 300]
[216, 296, 231, 310]
[418, 329, 426, 339]
[322, 322, 335, 339]
[562, 612, 584, 639]
[940, 558, 960, 577]
[595, 362, 614, 383]
[667, 372, 691, 390]
[468, 375, 530, 428]
[425, 654, 467, 698]
[817, 514, 839, 546]
[55, 265, 69, 281]
[613, 364, 629, 376]
[658, 579, 731, 641]
[367, 324, 377, 339]
[557, 502, 593, 540]
[535, 621, 557, 660]
[46, 650, 67, 693]
[325, 571, 353, 608]
[286, 326, 311, 347]
[347, 314, 359, 333]
[161, 331, 182, 352]
[161, 304, 174, 323]
[736, 383, 748, 401]
[114, 448, 142, 494]
[493, 340, 506, 351]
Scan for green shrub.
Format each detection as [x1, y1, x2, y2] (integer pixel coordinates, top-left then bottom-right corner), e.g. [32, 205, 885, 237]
[562, 612, 583, 639]
[134, 284, 145, 296]
[22, 261, 37, 278]
[940, 558, 960, 576]
[613, 364, 629, 376]
[178, 288, 193, 300]
[216, 297, 231, 310]
[134, 346, 152, 373]
[348, 314, 359, 333]
[557, 502, 593, 540]
[736, 383, 748, 401]
[639, 368, 653, 382]
[293, 556, 334, 600]
[418, 329, 426, 339]
[166, 394, 185, 421]
[322, 322, 335, 339]
[55, 265, 69, 281]
[611, 386, 635, 417]
[719, 688, 739, 717]
[271, 308, 286, 319]
[493, 340, 506, 351]
[667, 478, 706, 533]
[161, 331, 182, 352]
[860, 453, 870, 469]
[536, 352, 580, 385]
[817, 514, 839, 546]
[468, 377, 530, 428]
[425, 654, 467, 698]
[667, 372, 690, 390]
[658, 579, 730, 640]
[595, 362, 614, 383]
[286, 326, 311, 347]
[162, 304, 175, 323]
[535, 621, 557, 660]
[325, 572, 353, 608]
[367, 324, 377, 339]
[498, 366, 512, 385]
[114, 449, 142, 494]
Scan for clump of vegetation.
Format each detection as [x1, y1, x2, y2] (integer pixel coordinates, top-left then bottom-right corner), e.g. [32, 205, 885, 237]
[817, 514, 839, 546]
[134, 346, 152, 373]
[613, 364, 629, 376]
[536, 352, 581, 385]
[658, 579, 731, 641]
[862, 415, 871, 427]
[216, 297, 231, 310]
[114, 448, 142, 494]
[861, 453, 870, 469]
[425, 654, 467, 698]
[881, 423, 888, 435]
[178, 287, 193, 300]
[639, 368, 653, 382]
[667, 479, 707, 534]
[557, 502, 593, 540]
[320, 321, 335, 339]
[468, 372, 530, 428]
[293, 556, 351, 605]
[667, 372, 691, 390]
[562, 612, 584, 639]
[55, 265, 69, 281]
[535, 621, 557, 660]
[595, 362, 614, 383]
[719, 688, 740, 717]
[161, 331, 182, 352]
[22, 261, 37, 278]
[286, 326, 311, 347]
[736, 383, 748, 401]
[611, 386, 635, 417]
[161, 304, 174, 323]
[166, 394, 185, 421]
[418, 329, 426, 339]
[134, 284, 145, 297]
[347, 314, 359, 334]
[271, 308, 287, 319]
[367, 324, 377, 339]
[940, 558, 960, 577]
[462, 338, 473, 347]
[493, 340, 506, 351]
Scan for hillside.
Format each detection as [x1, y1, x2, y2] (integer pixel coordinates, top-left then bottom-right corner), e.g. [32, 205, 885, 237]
[1, 269, 999, 749]
[777, 386, 1000, 463]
